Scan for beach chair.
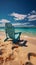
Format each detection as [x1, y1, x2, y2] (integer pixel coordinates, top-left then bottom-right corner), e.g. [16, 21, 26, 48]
[4, 23, 21, 43]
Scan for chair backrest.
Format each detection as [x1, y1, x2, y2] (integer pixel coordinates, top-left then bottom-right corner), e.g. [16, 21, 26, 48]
[5, 23, 15, 39]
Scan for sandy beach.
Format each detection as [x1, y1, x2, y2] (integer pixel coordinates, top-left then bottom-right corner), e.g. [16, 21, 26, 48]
[0, 31, 36, 65]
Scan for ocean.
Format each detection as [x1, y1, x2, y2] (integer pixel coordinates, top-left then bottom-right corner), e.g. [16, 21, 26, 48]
[0, 27, 36, 36]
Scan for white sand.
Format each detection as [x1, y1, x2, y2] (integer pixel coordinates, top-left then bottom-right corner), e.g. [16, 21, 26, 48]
[0, 31, 36, 65]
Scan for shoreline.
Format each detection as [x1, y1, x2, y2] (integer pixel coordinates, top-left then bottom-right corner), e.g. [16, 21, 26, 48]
[0, 31, 36, 40]
[0, 31, 36, 36]
[0, 31, 36, 45]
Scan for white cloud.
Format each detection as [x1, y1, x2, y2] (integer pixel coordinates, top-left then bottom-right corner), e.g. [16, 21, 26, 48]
[28, 15, 36, 21]
[12, 22, 30, 27]
[0, 19, 10, 23]
[0, 23, 5, 27]
[0, 22, 30, 27]
[28, 25, 35, 27]
[27, 10, 36, 21]
[0, 19, 10, 27]
[9, 11, 36, 21]
[28, 13, 30, 16]
[9, 12, 27, 20]
[31, 10, 36, 14]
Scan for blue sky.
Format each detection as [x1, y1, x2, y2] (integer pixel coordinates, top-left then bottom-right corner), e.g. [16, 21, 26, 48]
[0, 0, 36, 27]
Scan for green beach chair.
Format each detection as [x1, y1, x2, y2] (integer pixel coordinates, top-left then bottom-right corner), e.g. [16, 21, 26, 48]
[4, 23, 21, 43]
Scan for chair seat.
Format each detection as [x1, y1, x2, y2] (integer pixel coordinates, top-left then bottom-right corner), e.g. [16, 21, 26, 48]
[15, 34, 19, 39]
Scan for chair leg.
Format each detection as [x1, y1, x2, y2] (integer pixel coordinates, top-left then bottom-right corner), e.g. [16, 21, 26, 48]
[4, 37, 9, 42]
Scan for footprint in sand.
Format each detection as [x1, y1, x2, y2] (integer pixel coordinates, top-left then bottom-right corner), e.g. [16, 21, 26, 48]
[25, 52, 36, 65]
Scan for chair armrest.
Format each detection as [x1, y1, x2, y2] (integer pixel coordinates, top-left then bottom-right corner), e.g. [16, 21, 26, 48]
[15, 32, 21, 34]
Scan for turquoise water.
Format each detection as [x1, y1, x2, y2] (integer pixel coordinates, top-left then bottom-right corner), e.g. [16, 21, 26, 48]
[0, 27, 36, 36]
[15, 27, 36, 36]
